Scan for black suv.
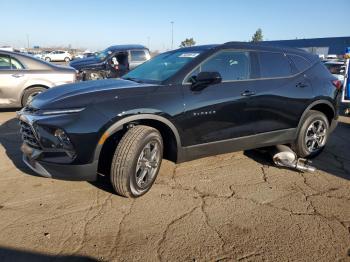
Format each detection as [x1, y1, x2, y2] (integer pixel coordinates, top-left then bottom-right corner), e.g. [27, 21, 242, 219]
[18, 42, 341, 197]
[69, 45, 150, 80]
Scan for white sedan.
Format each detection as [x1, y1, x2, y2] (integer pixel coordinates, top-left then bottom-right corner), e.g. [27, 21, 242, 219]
[43, 51, 73, 62]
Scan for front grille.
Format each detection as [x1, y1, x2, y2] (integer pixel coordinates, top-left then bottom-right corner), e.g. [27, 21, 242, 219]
[23, 106, 39, 114]
[19, 120, 41, 149]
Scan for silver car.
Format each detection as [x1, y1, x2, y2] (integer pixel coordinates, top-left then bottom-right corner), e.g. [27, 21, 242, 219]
[0, 51, 76, 108]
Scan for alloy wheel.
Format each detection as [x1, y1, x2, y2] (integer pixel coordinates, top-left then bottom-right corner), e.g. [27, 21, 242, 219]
[304, 119, 327, 153]
[135, 140, 161, 189]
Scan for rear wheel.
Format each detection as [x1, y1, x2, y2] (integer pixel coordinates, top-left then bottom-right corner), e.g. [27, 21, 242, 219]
[292, 110, 329, 158]
[22, 87, 46, 106]
[45, 57, 51, 62]
[110, 125, 163, 197]
[64, 57, 70, 62]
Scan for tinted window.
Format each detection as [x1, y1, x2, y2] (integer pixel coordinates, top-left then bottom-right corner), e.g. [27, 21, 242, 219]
[10, 57, 23, 69]
[0, 55, 23, 70]
[289, 55, 311, 72]
[0, 55, 11, 70]
[258, 52, 292, 78]
[130, 50, 146, 62]
[199, 51, 251, 81]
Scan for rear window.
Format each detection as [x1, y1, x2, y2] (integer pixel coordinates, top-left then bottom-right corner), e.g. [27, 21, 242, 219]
[258, 52, 292, 78]
[130, 50, 147, 62]
[289, 55, 311, 72]
[324, 63, 344, 75]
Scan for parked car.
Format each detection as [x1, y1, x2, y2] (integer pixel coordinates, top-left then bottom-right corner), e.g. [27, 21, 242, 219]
[43, 50, 73, 62]
[73, 52, 96, 60]
[324, 61, 345, 83]
[18, 42, 341, 197]
[0, 50, 76, 107]
[69, 44, 150, 80]
[34, 51, 51, 60]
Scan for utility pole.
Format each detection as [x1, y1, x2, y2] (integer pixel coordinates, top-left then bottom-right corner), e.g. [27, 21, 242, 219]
[171, 21, 174, 50]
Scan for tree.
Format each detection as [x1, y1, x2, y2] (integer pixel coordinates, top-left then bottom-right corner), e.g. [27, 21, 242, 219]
[251, 28, 263, 42]
[179, 38, 196, 48]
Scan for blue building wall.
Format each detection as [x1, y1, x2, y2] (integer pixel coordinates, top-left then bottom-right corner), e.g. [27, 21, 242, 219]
[262, 37, 350, 55]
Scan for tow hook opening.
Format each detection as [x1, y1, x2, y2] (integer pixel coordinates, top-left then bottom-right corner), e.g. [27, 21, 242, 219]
[270, 145, 316, 172]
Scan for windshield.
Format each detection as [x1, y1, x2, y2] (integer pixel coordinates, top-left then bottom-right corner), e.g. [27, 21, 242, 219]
[96, 49, 110, 61]
[122, 50, 202, 82]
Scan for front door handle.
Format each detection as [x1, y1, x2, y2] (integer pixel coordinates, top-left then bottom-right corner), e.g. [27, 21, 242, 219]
[12, 73, 24, 78]
[241, 90, 255, 97]
[296, 82, 308, 88]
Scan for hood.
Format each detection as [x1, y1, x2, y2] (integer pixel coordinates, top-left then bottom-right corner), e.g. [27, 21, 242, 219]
[69, 56, 103, 70]
[30, 79, 153, 110]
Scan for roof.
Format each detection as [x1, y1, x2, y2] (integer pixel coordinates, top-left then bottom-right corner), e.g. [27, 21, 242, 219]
[107, 44, 148, 51]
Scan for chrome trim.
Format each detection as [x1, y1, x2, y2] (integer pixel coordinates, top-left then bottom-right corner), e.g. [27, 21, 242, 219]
[22, 155, 51, 178]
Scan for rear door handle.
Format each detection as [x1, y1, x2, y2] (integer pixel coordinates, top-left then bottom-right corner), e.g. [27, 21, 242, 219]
[12, 73, 24, 78]
[296, 82, 308, 88]
[241, 90, 255, 97]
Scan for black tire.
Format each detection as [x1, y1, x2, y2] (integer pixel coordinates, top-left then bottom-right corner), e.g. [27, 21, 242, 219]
[110, 125, 163, 198]
[292, 110, 329, 158]
[64, 57, 70, 62]
[45, 57, 51, 62]
[21, 87, 46, 106]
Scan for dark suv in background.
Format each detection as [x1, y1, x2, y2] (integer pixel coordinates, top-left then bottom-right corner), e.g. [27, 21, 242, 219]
[18, 42, 341, 197]
[69, 44, 150, 80]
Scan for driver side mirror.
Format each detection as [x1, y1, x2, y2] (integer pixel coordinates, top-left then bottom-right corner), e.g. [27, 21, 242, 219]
[190, 71, 222, 91]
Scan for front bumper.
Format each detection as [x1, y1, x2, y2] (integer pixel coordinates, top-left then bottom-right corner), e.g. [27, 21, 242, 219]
[22, 143, 98, 181]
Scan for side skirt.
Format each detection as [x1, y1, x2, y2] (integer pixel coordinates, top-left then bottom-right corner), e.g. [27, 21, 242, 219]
[177, 128, 297, 163]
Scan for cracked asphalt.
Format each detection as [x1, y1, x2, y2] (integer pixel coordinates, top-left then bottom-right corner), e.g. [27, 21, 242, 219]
[0, 110, 349, 261]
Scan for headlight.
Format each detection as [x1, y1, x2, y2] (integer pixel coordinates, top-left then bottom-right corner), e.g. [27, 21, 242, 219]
[41, 108, 85, 115]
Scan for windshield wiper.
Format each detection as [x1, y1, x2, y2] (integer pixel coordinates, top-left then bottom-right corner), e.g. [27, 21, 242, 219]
[123, 77, 143, 83]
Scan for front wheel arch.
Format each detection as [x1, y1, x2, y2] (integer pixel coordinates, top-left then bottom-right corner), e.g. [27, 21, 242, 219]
[95, 115, 181, 176]
[21, 85, 49, 107]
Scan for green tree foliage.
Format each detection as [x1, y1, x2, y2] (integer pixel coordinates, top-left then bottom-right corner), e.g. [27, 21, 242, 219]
[179, 38, 196, 48]
[251, 28, 263, 42]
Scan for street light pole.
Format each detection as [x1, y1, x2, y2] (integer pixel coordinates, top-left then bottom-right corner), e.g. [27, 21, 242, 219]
[26, 34, 29, 49]
[171, 21, 174, 50]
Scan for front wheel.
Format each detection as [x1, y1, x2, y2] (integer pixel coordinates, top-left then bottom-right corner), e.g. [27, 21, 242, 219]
[292, 110, 329, 158]
[22, 87, 46, 106]
[64, 57, 70, 62]
[45, 57, 51, 62]
[110, 125, 163, 197]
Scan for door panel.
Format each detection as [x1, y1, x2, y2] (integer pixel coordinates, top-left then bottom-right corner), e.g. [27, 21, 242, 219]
[0, 70, 27, 106]
[247, 75, 313, 134]
[181, 80, 260, 146]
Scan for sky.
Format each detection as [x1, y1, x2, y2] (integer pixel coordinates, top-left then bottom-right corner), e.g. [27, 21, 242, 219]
[1, 0, 349, 51]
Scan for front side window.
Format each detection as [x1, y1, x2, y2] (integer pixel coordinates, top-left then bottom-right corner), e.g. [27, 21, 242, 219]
[186, 51, 251, 82]
[0, 55, 11, 70]
[0, 55, 23, 70]
[130, 50, 147, 62]
[122, 50, 203, 82]
[258, 52, 292, 78]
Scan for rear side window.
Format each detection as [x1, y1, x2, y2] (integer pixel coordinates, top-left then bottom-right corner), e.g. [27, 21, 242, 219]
[130, 50, 147, 62]
[199, 51, 251, 81]
[258, 52, 292, 78]
[11, 57, 24, 69]
[289, 55, 311, 72]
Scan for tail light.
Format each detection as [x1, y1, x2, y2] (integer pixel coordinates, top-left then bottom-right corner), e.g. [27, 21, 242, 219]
[332, 80, 342, 90]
